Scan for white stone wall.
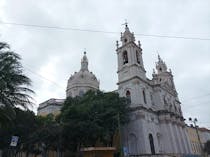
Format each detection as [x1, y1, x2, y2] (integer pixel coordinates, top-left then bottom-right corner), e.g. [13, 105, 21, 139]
[122, 110, 193, 155]
[117, 26, 192, 155]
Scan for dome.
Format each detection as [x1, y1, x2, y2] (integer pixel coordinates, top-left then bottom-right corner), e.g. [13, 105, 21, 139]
[66, 52, 100, 97]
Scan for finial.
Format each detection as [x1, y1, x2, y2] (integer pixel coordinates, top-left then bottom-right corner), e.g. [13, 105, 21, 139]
[152, 69, 156, 78]
[84, 48, 87, 55]
[116, 40, 119, 48]
[138, 41, 141, 47]
[156, 50, 159, 57]
[157, 52, 161, 61]
[122, 19, 128, 29]
[81, 50, 88, 71]
[125, 19, 128, 28]
[153, 69, 155, 74]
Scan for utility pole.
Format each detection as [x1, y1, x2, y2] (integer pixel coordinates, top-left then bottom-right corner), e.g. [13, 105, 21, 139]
[189, 118, 204, 157]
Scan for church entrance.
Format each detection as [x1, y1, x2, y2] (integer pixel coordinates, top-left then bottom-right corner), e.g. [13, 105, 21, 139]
[149, 134, 155, 155]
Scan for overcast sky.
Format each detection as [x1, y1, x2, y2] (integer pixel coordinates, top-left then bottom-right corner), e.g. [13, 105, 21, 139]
[0, 0, 209, 128]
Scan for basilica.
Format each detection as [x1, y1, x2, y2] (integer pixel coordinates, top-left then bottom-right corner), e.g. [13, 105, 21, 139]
[38, 24, 192, 155]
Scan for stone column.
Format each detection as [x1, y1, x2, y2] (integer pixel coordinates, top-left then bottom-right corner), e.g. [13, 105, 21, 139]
[168, 118, 179, 153]
[179, 125, 188, 154]
[161, 122, 172, 153]
[137, 113, 147, 154]
[174, 123, 183, 153]
[183, 127, 193, 153]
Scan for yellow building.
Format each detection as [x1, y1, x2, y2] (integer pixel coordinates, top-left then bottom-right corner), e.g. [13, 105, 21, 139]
[187, 126, 203, 155]
[198, 127, 210, 151]
[37, 98, 64, 116]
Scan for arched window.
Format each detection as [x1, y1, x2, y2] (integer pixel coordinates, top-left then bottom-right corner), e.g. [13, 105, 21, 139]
[143, 90, 147, 104]
[123, 51, 128, 64]
[126, 90, 131, 103]
[149, 134, 155, 155]
[136, 51, 140, 64]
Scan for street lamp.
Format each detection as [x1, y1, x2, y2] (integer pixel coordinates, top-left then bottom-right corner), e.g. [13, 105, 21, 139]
[189, 117, 203, 156]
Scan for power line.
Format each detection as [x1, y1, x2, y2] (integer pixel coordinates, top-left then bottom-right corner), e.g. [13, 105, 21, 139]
[182, 99, 210, 107]
[23, 63, 210, 107]
[1, 21, 210, 41]
[0, 21, 118, 33]
[26, 65, 209, 108]
[24, 63, 60, 80]
[2, 20, 209, 105]
[183, 93, 210, 103]
[23, 61, 210, 107]
[183, 102, 210, 109]
[24, 67, 64, 89]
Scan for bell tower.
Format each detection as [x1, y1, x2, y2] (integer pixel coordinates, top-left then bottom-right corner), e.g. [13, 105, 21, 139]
[116, 24, 147, 106]
[152, 55, 177, 95]
[116, 23, 146, 85]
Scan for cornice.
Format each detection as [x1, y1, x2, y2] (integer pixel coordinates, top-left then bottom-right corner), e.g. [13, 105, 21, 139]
[128, 105, 184, 124]
[116, 41, 140, 52]
[117, 76, 149, 86]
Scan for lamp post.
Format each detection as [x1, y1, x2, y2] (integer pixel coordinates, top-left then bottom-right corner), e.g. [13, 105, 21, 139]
[189, 117, 204, 156]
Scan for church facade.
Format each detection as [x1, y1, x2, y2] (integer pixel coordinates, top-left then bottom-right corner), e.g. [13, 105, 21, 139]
[116, 24, 192, 155]
[38, 24, 192, 155]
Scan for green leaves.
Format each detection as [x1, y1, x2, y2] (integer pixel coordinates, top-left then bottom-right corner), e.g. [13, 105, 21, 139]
[0, 42, 34, 110]
[0, 108, 37, 151]
[60, 90, 129, 151]
[0, 90, 130, 155]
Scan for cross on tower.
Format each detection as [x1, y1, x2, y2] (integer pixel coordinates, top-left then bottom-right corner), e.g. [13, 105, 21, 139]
[122, 19, 128, 28]
[84, 48, 86, 55]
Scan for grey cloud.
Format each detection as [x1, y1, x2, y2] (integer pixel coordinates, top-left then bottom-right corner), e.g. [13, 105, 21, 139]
[0, 0, 209, 128]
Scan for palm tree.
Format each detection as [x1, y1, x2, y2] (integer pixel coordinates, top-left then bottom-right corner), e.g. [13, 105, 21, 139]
[0, 42, 34, 125]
